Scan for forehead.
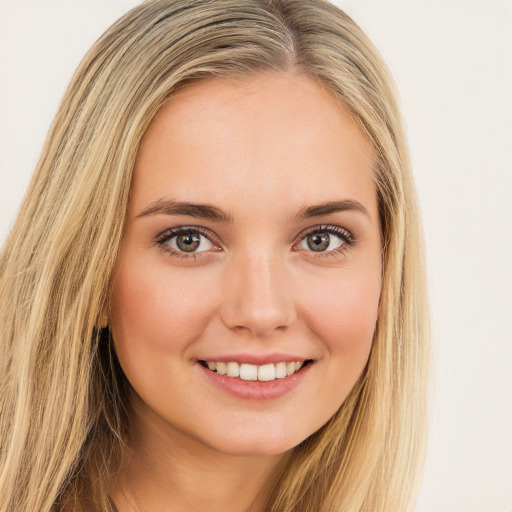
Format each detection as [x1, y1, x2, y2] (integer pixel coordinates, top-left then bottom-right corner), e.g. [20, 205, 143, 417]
[131, 72, 377, 220]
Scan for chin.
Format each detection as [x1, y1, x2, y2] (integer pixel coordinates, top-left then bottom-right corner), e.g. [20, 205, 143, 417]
[203, 425, 309, 458]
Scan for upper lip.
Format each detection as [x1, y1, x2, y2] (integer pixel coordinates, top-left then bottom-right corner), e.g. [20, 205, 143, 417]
[197, 353, 312, 366]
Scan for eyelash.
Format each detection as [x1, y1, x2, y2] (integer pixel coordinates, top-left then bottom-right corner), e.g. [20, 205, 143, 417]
[295, 225, 355, 259]
[155, 226, 220, 261]
[154, 224, 355, 261]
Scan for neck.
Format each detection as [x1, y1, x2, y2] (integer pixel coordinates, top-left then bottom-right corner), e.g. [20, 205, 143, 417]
[108, 397, 289, 512]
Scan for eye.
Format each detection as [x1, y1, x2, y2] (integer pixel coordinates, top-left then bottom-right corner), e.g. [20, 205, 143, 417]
[156, 226, 219, 256]
[296, 225, 354, 254]
[168, 231, 213, 253]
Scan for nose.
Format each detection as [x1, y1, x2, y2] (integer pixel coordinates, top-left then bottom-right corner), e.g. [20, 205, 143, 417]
[219, 250, 297, 337]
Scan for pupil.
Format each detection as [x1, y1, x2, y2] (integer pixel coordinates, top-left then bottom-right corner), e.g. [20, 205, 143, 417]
[177, 233, 200, 252]
[307, 233, 329, 252]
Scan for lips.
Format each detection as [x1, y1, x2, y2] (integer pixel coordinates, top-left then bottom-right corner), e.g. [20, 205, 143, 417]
[197, 356, 313, 400]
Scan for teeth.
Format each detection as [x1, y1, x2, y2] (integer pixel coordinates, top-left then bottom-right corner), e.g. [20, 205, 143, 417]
[204, 360, 307, 381]
[226, 362, 240, 378]
[258, 363, 275, 382]
[240, 363, 258, 381]
[275, 362, 287, 379]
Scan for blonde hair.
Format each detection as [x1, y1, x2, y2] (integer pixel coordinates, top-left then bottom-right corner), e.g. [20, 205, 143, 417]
[0, 1, 429, 510]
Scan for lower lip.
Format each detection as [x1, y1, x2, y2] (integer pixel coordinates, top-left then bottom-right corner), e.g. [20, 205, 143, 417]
[198, 363, 312, 400]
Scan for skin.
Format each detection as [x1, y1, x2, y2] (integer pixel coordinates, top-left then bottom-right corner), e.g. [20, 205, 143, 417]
[108, 72, 382, 512]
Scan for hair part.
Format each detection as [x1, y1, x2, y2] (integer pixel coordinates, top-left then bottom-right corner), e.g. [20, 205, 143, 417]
[0, 1, 429, 511]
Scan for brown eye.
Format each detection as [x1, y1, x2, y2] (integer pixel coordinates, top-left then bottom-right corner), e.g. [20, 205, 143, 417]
[297, 226, 348, 254]
[161, 229, 215, 254]
[176, 233, 201, 252]
[306, 233, 330, 252]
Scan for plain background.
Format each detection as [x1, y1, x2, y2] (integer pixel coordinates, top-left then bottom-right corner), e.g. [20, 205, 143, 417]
[0, 1, 511, 511]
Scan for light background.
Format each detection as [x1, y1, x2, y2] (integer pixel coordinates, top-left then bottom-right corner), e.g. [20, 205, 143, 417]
[0, 1, 511, 511]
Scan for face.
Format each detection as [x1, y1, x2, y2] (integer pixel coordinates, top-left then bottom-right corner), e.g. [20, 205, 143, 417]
[110, 72, 382, 457]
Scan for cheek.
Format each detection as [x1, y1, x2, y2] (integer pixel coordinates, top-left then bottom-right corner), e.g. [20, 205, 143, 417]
[301, 266, 380, 367]
[109, 258, 218, 363]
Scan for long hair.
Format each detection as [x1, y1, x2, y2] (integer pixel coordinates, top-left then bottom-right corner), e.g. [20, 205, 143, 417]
[0, 1, 429, 510]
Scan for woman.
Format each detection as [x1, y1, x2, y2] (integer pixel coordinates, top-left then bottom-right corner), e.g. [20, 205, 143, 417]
[0, 1, 429, 511]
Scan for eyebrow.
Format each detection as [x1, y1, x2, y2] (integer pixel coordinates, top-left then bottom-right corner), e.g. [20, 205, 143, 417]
[137, 198, 369, 222]
[292, 200, 370, 222]
[137, 199, 233, 222]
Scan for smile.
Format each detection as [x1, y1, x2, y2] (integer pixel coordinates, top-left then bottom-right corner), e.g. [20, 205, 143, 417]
[200, 360, 310, 382]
